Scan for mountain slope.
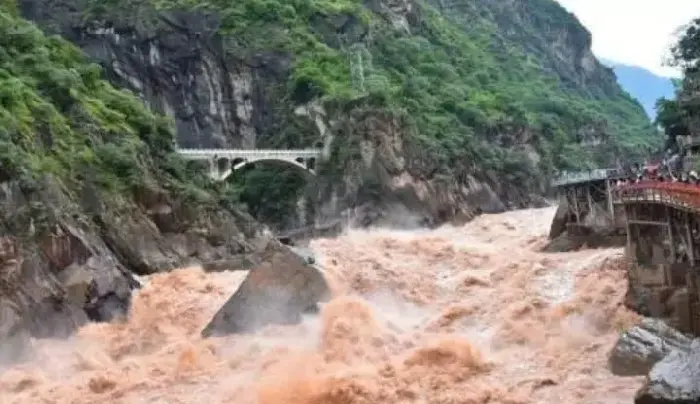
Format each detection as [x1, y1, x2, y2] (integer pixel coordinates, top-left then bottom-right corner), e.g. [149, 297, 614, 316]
[0, 6, 274, 357]
[600, 58, 676, 119]
[16, 0, 658, 227]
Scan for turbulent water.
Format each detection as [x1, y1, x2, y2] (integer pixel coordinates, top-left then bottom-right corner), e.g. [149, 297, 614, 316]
[1, 207, 645, 404]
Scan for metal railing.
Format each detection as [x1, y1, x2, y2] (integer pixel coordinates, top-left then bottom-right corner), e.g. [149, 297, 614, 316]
[613, 181, 700, 212]
[177, 148, 322, 160]
[552, 168, 625, 187]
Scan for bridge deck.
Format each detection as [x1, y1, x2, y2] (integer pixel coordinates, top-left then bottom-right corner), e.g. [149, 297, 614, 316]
[553, 168, 626, 187]
[177, 148, 321, 160]
[613, 182, 700, 213]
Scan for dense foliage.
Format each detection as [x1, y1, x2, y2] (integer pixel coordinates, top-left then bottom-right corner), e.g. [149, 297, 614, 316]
[656, 17, 700, 153]
[9, 0, 659, 228]
[0, 9, 220, 218]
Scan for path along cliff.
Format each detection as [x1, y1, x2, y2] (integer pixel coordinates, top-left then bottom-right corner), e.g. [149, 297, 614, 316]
[1, 207, 644, 404]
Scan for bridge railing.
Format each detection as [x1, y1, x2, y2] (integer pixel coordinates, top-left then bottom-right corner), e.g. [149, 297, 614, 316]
[613, 181, 700, 212]
[177, 148, 322, 159]
[552, 168, 625, 187]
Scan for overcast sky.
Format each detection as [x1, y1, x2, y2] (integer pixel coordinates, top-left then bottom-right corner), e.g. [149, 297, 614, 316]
[556, 0, 700, 77]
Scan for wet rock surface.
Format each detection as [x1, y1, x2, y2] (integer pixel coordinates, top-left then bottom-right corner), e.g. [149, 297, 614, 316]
[635, 339, 700, 404]
[0, 174, 273, 364]
[609, 318, 692, 376]
[201, 243, 330, 337]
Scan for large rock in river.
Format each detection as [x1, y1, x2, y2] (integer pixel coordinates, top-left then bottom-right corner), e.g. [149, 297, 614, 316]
[635, 339, 700, 404]
[201, 243, 331, 337]
[609, 318, 693, 376]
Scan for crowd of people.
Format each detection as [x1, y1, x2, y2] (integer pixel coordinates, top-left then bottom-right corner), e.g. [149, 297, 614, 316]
[614, 160, 700, 187]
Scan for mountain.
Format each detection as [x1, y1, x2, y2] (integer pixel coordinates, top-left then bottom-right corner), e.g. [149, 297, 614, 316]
[601, 58, 676, 119]
[14, 0, 659, 228]
[0, 0, 662, 352]
[0, 7, 280, 359]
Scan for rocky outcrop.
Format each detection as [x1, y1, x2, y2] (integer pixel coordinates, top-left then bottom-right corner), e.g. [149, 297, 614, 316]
[17, 3, 303, 150]
[609, 318, 693, 377]
[201, 243, 330, 337]
[15, 0, 653, 231]
[635, 339, 700, 404]
[312, 109, 549, 228]
[0, 174, 273, 363]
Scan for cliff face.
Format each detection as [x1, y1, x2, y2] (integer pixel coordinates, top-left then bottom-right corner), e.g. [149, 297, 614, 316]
[16, 0, 657, 229]
[0, 9, 277, 362]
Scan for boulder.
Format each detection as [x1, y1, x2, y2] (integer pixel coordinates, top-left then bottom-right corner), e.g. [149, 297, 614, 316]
[200, 243, 331, 337]
[609, 318, 692, 376]
[635, 339, 700, 404]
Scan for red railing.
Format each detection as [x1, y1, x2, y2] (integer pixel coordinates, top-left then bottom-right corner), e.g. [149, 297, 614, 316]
[614, 181, 700, 212]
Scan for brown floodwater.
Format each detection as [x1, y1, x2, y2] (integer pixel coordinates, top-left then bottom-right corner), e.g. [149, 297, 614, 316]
[0, 207, 644, 403]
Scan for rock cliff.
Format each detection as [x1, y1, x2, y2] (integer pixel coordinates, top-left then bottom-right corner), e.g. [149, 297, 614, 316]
[0, 9, 276, 362]
[15, 0, 657, 229]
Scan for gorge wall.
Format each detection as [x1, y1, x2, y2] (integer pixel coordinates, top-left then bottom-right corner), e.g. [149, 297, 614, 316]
[0, 9, 284, 361]
[14, 0, 658, 230]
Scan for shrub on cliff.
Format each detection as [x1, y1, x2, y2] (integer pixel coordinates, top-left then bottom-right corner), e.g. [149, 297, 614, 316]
[82, 0, 657, 224]
[0, 9, 218, 210]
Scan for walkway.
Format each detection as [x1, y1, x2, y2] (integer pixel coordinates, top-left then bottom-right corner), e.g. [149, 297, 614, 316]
[614, 181, 700, 213]
[552, 168, 626, 187]
[177, 148, 322, 181]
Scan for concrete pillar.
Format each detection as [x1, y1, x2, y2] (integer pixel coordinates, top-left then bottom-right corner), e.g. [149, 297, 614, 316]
[686, 212, 695, 267]
[585, 185, 593, 216]
[605, 180, 615, 221]
[297, 195, 307, 227]
[572, 187, 581, 223]
[208, 158, 219, 180]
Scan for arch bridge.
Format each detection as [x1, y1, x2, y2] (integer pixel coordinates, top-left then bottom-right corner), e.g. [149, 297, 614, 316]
[177, 148, 322, 181]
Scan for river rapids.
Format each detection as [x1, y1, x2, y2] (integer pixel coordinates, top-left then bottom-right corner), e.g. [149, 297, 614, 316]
[0, 207, 645, 403]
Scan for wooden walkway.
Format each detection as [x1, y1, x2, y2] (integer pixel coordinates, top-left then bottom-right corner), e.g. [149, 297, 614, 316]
[613, 182, 700, 213]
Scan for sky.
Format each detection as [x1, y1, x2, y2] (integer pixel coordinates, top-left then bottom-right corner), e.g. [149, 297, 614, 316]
[556, 0, 700, 78]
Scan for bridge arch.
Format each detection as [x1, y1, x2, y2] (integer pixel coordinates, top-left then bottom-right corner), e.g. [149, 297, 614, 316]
[177, 148, 322, 182]
[232, 156, 316, 175]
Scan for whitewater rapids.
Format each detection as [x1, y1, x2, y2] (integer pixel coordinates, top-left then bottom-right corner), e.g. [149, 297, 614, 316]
[0, 207, 644, 403]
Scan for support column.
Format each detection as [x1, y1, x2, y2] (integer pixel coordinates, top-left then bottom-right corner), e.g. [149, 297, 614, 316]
[686, 212, 695, 266]
[606, 180, 615, 221]
[625, 204, 633, 258]
[208, 158, 219, 180]
[585, 185, 594, 216]
[572, 187, 581, 224]
[666, 206, 676, 263]
[296, 195, 308, 227]
[665, 206, 675, 287]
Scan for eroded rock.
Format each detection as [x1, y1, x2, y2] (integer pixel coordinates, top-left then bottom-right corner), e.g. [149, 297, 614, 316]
[609, 318, 692, 376]
[201, 243, 330, 337]
[635, 339, 700, 404]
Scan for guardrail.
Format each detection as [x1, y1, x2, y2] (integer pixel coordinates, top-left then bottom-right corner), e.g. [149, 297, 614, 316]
[552, 168, 626, 187]
[177, 148, 322, 160]
[613, 181, 700, 212]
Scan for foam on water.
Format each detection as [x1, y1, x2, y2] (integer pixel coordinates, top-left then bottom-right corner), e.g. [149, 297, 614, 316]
[0, 207, 644, 404]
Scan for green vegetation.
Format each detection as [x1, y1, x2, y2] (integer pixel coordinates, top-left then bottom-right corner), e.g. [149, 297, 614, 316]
[656, 17, 700, 155]
[194, 0, 654, 225]
[11, 0, 659, 228]
[0, 8, 222, 227]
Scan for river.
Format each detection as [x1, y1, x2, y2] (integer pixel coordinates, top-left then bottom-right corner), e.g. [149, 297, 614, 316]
[0, 206, 645, 403]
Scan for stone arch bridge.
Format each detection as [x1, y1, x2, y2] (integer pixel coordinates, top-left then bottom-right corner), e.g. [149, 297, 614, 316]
[177, 148, 322, 181]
